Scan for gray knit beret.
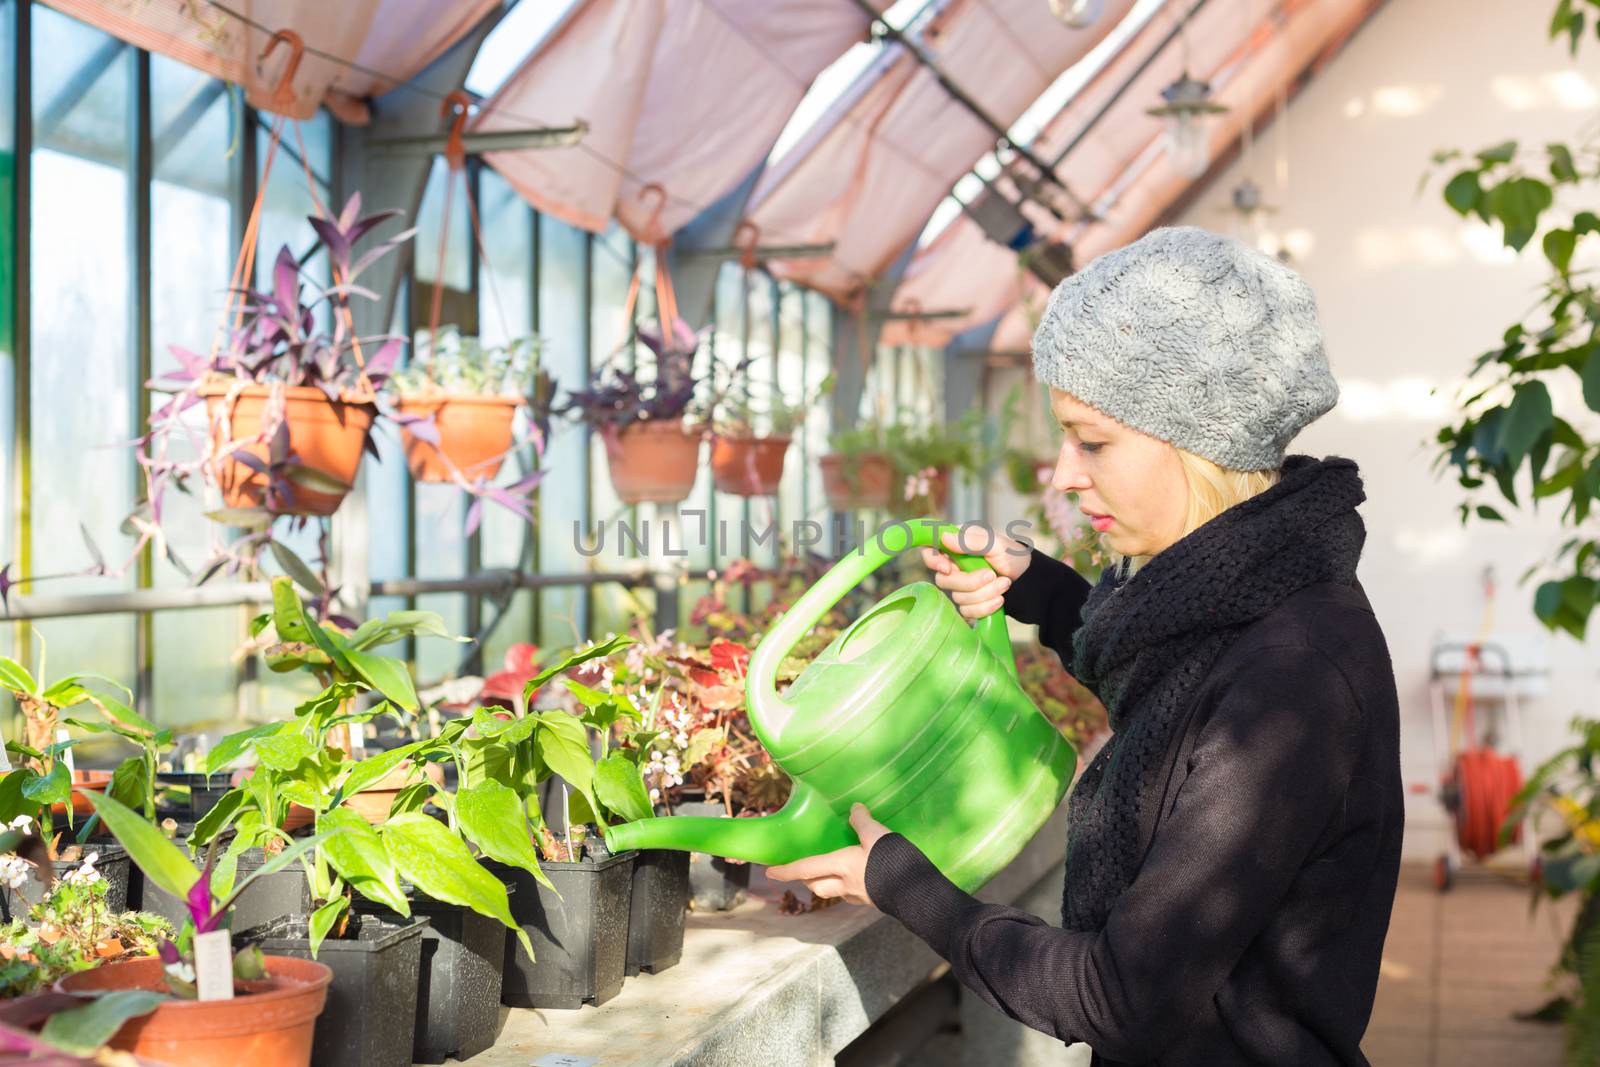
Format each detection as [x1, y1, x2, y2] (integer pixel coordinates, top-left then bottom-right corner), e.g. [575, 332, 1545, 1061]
[1031, 226, 1338, 471]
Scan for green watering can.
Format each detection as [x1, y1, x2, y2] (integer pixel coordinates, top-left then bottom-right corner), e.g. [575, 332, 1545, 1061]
[603, 519, 1076, 892]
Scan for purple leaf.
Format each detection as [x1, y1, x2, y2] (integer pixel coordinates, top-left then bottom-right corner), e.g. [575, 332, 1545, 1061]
[188, 853, 219, 933]
[396, 412, 441, 447]
[464, 498, 484, 538]
[339, 192, 362, 230]
[158, 939, 181, 965]
[309, 216, 351, 274]
[230, 451, 269, 475]
[272, 247, 301, 321]
[365, 338, 403, 378]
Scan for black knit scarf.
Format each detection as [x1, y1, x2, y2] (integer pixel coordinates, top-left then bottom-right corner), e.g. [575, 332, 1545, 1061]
[1062, 455, 1367, 933]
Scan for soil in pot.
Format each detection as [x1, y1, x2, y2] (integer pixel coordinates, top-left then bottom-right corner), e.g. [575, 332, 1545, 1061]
[672, 800, 753, 911]
[397, 394, 522, 483]
[489, 848, 635, 1010]
[204, 383, 375, 516]
[625, 848, 690, 976]
[600, 418, 701, 504]
[0, 842, 130, 923]
[711, 434, 790, 496]
[353, 884, 512, 1064]
[819, 451, 893, 510]
[239, 912, 427, 1067]
[139, 845, 307, 933]
[55, 953, 331, 1067]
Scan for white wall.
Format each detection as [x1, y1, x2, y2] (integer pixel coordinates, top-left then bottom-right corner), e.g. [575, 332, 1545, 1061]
[1002, 0, 1600, 862]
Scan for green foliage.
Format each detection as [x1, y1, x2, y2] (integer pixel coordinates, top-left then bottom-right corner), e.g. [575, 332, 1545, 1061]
[1429, 1, 1600, 641]
[389, 328, 543, 399]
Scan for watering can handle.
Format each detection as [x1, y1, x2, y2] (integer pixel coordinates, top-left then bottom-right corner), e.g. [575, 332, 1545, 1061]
[747, 518, 1017, 736]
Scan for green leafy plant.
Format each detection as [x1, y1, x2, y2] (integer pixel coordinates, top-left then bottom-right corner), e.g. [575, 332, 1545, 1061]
[1428, 0, 1600, 640]
[0, 642, 153, 850]
[389, 327, 545, 400]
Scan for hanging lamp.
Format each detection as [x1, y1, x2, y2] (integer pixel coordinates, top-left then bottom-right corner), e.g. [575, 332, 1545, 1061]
[1048, 0, 1105, 27]
[1147, 72, 1227, 178]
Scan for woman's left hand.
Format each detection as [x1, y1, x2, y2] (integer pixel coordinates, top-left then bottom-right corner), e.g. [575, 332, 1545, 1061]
[767, 804, 890, 907]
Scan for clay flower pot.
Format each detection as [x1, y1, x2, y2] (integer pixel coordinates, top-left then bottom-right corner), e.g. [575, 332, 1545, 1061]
[819, 451, 893, 510]
[396, 395, 522, 484]
[711, 435, 790, 497]
[283, 759, 445, 829]
[56, 954, 331, 1067]
[203, 383, 375, 517]
[600, 418, 702, 504]
[0, 768, 117, 819]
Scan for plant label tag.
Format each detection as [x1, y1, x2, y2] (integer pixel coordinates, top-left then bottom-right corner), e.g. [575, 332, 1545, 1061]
[194, 929, 235, 1001]
[56, 728, 74, 776]
[532, 1056, 597, 1067]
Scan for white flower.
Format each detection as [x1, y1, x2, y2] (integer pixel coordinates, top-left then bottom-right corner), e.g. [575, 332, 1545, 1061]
[63, 853, 101, 887]
[648, 788, 661, 802]
[7, 815, 32, 835]
[0, 855, 32, 891]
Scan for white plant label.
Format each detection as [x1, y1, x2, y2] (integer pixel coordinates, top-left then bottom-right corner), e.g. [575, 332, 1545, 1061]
[55, 728, 74, 776]
[532, 1055, 597, 1067]
[193, 929, 235, 1001]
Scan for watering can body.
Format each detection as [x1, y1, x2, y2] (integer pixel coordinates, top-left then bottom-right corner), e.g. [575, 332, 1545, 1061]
[604, 520, 1077, 893]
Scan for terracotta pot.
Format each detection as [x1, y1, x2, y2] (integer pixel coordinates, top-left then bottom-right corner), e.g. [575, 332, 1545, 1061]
[903, 465, 951, 514]
[711, 435, 790, 497]
[600, 418, 702, 504]
[57, 954, 330, 1067]
[203, 383, 375, 517]
[396, 395, 522, 484]
[283, 759, 445, 829]
[819, 451, 893, 510]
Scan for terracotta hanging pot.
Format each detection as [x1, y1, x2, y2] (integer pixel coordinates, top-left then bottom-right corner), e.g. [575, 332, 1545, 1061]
[396, 395, 523, 484]
[818, 451, 893, 510]
[57, 954, 331, 1067]
[600, 418, 702, 504]
[711, 435, 791, 497]
[203, 383, 375, 517]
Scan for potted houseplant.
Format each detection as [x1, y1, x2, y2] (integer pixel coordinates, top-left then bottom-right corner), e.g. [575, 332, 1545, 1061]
[884, 420, 971, 516]
[389, 327, 548, 488]
[819, 421, 895, 510]
[710, 392, 799, 497]
[53, 792, 335, 1067]
[558, 317, 708, 505]
[421, 634, 653, 1008]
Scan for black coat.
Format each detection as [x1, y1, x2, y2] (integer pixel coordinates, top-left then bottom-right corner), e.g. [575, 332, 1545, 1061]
[864, 548, 1404, 1066]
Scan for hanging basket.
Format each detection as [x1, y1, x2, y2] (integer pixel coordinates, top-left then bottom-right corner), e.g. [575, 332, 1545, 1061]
[819, 451, 893, 510]
[204, 384, 374, 517]
[601, 419, 702, 504]
[711, 435, 791, 497]
[396, 395, 522, 484]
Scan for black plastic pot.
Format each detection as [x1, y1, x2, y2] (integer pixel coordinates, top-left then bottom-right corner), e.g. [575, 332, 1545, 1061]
[239, 912, 428, 1067]
[154, 771, 233, 820]
[138, 844, 307, 933]
[626, 848, 690, 976]
[490, 849, 635, 1010]
[0, 842, 130, 923]
[353, 886, 511, 1064]
[675, 800, 753, 911]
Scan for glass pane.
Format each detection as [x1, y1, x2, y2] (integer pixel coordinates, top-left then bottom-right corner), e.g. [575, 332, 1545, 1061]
[28, 8, 134, 691]
[257, 108, 330, 294]
[537, 216, 590, 651]
[150, 55, 240, 725]
[414, 155, 473, 342]
[0, 0, 16, 576]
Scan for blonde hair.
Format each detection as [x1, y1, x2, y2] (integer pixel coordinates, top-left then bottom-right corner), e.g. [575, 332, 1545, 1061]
[1111, 449, 1281, 576]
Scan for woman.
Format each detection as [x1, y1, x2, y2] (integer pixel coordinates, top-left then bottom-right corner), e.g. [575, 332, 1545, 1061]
[769, 226, 1403, 1066]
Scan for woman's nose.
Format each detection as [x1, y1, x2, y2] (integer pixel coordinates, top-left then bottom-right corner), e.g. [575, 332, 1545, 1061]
[1051, 450, 1090, 493]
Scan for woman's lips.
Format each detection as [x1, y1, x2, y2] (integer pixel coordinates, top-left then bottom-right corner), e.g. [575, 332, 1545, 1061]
[1089, 515, 1114, 533]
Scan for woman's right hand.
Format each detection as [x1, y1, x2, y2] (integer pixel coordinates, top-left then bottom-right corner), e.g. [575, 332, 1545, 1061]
[919, 526, 1032, 620]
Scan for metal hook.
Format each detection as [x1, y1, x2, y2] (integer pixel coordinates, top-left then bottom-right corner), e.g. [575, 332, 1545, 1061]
[259, 29, 305, 113]
[732, 221, 760, 270]
[636, 183, 668, 244]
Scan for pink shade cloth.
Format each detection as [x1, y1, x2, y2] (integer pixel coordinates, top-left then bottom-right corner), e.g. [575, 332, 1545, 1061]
[479, 0, 876, 243]
[745, 0, 1139, 301]
[893, 0, 1375, 350]
[41, 0, 500, 121]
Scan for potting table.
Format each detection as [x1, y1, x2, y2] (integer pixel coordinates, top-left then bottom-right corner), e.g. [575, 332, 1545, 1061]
[453, 797, 1071, 1066]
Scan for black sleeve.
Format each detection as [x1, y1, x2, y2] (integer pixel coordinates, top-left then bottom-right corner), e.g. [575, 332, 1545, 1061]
[864, 645, 1363, 1063]
[1001, 548, 1093, 664]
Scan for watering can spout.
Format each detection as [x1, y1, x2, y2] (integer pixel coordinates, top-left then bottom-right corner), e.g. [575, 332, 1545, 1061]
[603, 781, 856, 867]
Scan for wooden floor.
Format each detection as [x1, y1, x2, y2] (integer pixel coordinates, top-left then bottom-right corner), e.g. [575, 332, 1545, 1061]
[1364, 861, 1576, 1066]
